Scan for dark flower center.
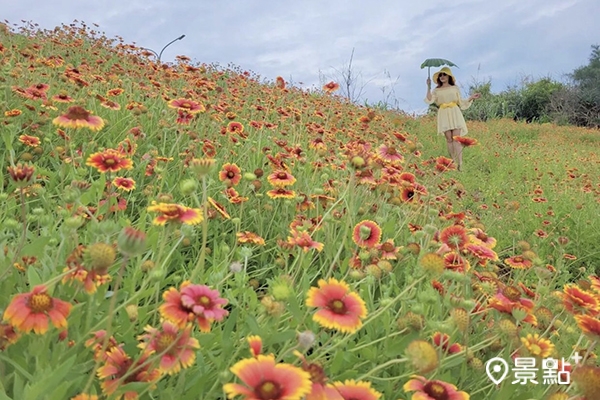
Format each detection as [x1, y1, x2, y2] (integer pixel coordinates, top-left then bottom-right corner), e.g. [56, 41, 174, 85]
[423, 381, 449, 400]
[28, 293, 52, 313]
[256, 380, 282, 400]
[227, 171, 235, 178]
[386, 147, 397, 155]
[277, 172, 288, 179]
[328, 299, 346, 314]
[64, 106, 91, 121]
[104, 158, 116, 166]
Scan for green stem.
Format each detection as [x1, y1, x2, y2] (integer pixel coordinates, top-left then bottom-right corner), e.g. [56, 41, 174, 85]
[190, 176, 208, 282]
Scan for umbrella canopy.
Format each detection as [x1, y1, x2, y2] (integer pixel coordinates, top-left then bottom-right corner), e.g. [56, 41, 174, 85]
[420, 58, 459, 78]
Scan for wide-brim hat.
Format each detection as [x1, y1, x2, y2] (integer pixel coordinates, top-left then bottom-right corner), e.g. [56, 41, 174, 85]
[433, 66, 455, 82]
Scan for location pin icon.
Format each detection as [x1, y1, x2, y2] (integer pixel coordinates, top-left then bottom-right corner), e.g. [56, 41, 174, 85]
[485, 357, 509, 385]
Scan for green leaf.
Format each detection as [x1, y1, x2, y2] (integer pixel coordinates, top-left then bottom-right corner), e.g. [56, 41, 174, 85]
[23, 356, 76, 400]
[26, 267, 42, 288]
[21, 236, 51, 259]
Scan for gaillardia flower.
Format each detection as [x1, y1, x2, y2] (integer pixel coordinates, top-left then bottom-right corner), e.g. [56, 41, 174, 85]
[147, 202, 204, 225]
[223, 355, 312, 400]
[167, 98, 205, 114]
[520, 333, 554, 357]
[306, 278, 367, 334]
[403, 375, 469, 400]
[352, 220, 382, 249]
[267, 170, 296, 187]
[3, 285, 72, 335]
[138, 321, 200, 375]
[86, 149, 133, 173]
[53, 106, 105, 131]
[332, 379, 381, 400]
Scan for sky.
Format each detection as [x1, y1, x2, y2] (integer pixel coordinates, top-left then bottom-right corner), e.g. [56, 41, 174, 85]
[3, 0, 598, 114]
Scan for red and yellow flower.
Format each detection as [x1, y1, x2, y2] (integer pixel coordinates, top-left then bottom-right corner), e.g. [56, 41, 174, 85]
[237, 231, 266, 246]
[112, 177, 136, 191]
[3, 285, 72, 335]
[247, 335, 262, 357]
[223, 355, 312, 399]
[18, 134, 41, 147]
[286, 229, 324, 252]
[167, 98, 205, 113]
[86, 149, 133, 173]
[53, 106, 105, 131]
[147, 202, 204, 225]
[219, 163, 242, 186]
[138, 320, 200, 375]
[352, 220, 382, 249]
[403, 375, 469, 400]
[97, 346, 160, 399]
[504, 255, 532, 270]
[561, 284, 599, 315]
[306, 278, 367, 334]
[520, 333, 554, 357]
[332, 379, 381, 400]
[574, 314, 600, 340]
[267, 170, 296, 187]
[322, 81, 340, 93]
[439, 225, 469, 250]
[267, 187, 297, 199]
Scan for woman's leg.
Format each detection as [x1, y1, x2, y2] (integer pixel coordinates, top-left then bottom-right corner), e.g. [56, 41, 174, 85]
[444, 130, 455, 162]
[451, 129, 464, 170]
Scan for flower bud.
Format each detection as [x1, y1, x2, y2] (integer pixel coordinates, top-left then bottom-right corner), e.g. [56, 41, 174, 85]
[117, 226, 147, 257]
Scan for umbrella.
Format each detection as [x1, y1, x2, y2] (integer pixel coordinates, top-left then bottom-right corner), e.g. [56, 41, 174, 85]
[420, 58, 459, 78]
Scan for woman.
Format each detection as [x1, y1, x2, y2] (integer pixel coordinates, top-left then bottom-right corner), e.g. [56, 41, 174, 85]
[425, 66, 480, 171]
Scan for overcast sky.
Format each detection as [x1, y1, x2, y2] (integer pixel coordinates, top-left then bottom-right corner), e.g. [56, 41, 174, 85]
[3, 0, 598, 113]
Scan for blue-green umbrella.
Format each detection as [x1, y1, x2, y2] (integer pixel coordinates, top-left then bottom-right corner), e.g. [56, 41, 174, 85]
[420, 58, 459, 78]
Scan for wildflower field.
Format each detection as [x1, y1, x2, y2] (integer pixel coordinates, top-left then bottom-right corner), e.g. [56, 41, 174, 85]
[1, 21, 600, 400]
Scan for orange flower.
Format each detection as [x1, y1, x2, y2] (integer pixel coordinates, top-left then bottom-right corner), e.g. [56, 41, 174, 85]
[267, 187, 297, 199]
[439, 225, 469, 250]
[4, 109, 22, 117]
[352, 220, 382, 249]
[275, 76, 286, 89]
[18, 134, 40, 147]
[322, 81, 340, 93]
[443, 252, 470, 272]
[52, 93, 74, 103]
[138, 321, 200, 375]
[219, 163, 242, 186]
[488, 287, 537, 326]
[453, 136, 479, 146]
[3, 285, 72, 335]
[97, 346, 160, 399]
[0, 322, 20, 351]
[377, 144, 404, 164]
[432, 332, 463, 354]
[86, 149, 133, 173]
[287, 229, 324, 252]
[53, 106, 104, 131]
[167, 98, 205, 113]
[7, 163, 35, 186]
[520, 333, 554, 357]
[332, 379, 381, 400]
[223, 355, 312, 400]
[267, 170, 296, 187]
[160, 282, 229, 332]
[377, 239, 400, 260]
[306, 278, 367, 334]
[465, 243, 499, 263]
[247, 335, 262, 357]
[147, 202, 203, 225]
[403, 375, 469, 400]
[504, 255, 532, 269]
[85, 330, 119, 361]
[227, 121, 245, 134]
[575, 314, 600, 339]
[225, 187, 249, 204]
[468, 228, 497, 248]
[561, 284, 599, 315]
[112, 177, 136, 191]
[208, 197, 231, 219]
[237, 231, 266, 246]
[435, 156, 456, 172]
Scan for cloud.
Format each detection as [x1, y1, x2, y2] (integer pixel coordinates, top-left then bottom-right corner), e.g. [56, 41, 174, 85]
[4, 0, 598, 112]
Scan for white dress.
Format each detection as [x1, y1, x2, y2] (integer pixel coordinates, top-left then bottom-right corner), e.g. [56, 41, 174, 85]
[424, 86, 473, 136]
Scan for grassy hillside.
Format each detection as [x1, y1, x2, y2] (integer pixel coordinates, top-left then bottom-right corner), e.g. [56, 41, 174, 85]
[1, 21, 599, 400]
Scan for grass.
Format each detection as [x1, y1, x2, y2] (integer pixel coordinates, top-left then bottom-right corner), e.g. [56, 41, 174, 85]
[0, 21, 600, 400]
